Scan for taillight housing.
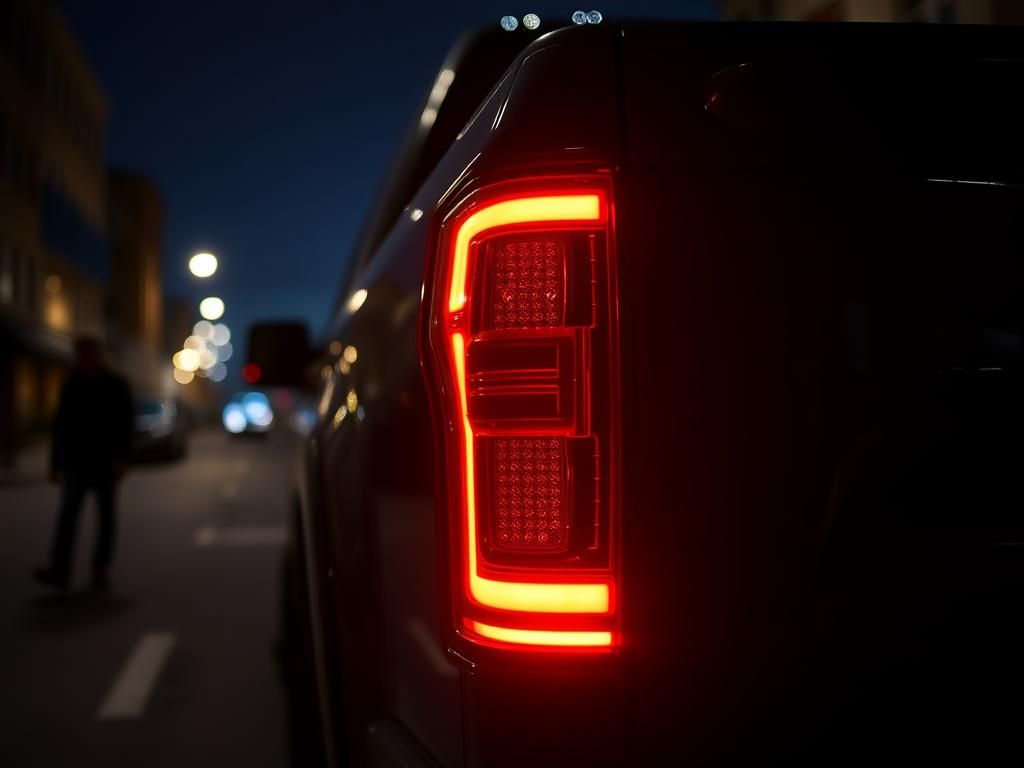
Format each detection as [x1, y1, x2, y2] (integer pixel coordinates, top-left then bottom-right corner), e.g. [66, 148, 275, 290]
[426, 177, 619, 651]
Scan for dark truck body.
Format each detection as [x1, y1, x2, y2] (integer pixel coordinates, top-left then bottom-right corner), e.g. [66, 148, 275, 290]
[283, 22, 1024, 767]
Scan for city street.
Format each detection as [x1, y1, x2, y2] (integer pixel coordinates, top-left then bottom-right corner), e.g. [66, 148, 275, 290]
[0, 428, 294, 767]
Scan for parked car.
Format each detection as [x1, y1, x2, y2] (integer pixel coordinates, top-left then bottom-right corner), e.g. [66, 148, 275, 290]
[132, 396, 187, 461]
[264, 21, 1024, 767]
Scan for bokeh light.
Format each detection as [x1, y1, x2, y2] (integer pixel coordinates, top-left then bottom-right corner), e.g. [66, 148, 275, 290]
[193, 320, 214, 339]
[173, 348, 200, 372]
[189, 252, 218, 278]
[173, 368, 194, 384]
[211, 323, 231, 346]
[222, 403, 247, 433]
[209, 362, 227, 382]
[199, 296, 225, 320]
[242, 363, 262, 384]
[242, 392, 273, 427]
[183, 335, 205, 351]
[346, 288, 367, 314]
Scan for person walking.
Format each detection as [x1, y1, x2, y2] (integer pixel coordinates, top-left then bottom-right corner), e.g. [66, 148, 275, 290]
[33, 336, 134, 591]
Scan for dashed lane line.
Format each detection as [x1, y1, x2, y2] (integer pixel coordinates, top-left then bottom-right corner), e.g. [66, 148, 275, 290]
[195, 525, 287, 547]
[97, 632, 177, 719]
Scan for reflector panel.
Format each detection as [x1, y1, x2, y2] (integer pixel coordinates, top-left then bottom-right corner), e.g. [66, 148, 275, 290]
[493, 437, 566, 550]
[490, 239, 565, 329]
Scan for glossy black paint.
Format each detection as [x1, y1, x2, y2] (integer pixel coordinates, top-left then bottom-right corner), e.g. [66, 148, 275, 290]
[285, 22, 1024, 767]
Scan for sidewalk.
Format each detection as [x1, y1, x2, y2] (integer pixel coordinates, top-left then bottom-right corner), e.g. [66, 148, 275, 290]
[0, 437, 49, 488]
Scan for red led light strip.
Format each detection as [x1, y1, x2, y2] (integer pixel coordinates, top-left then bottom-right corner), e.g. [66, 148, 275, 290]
[445, 191, 613, 648]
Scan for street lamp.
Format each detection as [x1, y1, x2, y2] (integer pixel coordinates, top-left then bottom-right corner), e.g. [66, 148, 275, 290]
[199, 296, 225, 320]
[189, 252, 218, 278]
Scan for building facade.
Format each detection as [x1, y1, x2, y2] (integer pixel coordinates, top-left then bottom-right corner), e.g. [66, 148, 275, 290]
[722, 0, 1024, 23]
[0, 0, 110, 464]
[108, 170, 165, 394]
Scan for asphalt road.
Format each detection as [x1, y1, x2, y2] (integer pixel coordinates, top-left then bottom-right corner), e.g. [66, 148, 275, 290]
[0, 428, 296, 767]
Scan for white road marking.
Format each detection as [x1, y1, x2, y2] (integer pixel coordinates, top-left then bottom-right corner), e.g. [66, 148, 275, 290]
[97, 632, 176, 719]
[195, 525, 287, 547]
[195, 526, 218, 546]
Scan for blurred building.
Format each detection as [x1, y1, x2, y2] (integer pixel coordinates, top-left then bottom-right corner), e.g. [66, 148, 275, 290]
[0, 0, 108, 464]
[163, 296, 194, 367]
[722, 0, 1024, 23]
[108, 171, 165, 394]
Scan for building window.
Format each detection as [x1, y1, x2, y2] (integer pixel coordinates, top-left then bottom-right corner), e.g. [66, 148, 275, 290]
[806, 2, 844, 21]
[25, 251, 37, 314]
[0, 241, 12, 305]
[10, 246, 21, 308]
[0, 111, 9, 186]
[899, 0, 923, 20]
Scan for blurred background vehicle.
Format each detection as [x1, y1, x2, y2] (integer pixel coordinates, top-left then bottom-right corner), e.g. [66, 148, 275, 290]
[131, 396, 187, 461]
[222, 391, 274, 436]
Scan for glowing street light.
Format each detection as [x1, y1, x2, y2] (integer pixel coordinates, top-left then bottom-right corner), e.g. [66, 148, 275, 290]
[211, 323, 230, 346]
[173, 348, 200, 372]
[346, 288, 368, 314]
[189, 252, 218, 278]
[199, 296, 225, 320]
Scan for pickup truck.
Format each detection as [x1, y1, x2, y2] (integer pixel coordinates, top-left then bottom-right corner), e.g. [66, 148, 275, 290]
[263, 20, 1024, 767]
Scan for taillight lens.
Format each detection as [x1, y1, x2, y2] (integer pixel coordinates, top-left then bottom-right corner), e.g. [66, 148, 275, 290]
[427, 179, 619, 650]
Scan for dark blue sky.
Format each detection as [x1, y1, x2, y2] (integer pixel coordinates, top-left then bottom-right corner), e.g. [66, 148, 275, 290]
[60, 1, 717, 362]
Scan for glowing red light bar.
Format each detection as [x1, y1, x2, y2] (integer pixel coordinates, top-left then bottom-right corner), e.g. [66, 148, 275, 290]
[469, 620, 613, 648]
[447, 194, 602, 314]
[452, 332, 610, 614]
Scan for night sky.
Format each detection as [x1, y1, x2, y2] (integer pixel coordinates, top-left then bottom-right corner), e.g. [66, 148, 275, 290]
[59, 1, 717, 368]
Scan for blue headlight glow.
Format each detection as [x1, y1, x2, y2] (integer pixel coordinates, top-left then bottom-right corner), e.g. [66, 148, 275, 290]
[222, 403, 247, 434]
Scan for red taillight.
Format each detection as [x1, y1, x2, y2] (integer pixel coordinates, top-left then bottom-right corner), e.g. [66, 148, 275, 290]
[427, 179, 619, 650]
[242, 363, 262, 384]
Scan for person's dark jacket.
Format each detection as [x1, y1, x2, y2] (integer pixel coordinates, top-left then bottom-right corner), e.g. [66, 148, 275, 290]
[51, 368, 134, 476]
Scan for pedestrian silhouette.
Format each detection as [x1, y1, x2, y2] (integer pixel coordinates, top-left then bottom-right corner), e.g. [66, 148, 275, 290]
[33, 337, 133, 591]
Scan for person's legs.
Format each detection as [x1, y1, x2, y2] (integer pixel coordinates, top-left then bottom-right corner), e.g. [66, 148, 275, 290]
[92, 473, 117, 582]
[48, 473, 88, 584]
